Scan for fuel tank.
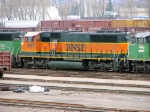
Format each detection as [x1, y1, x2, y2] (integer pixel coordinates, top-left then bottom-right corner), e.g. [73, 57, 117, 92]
[48, 61, 87, 70]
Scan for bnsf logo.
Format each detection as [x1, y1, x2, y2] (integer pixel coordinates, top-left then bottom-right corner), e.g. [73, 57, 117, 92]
[66, 44, 85, 51]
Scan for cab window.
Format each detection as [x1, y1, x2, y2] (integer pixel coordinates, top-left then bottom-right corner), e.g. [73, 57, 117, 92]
[138, 38, 144, 44]
[135, 38, 138, 43]
[36, 36, 40, 41]
[21, 37, 24, 42]
[26, 36, 34, 42]
[146, 36, 150, 43]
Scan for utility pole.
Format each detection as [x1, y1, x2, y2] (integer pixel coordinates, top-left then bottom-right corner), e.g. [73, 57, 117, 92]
[130, 0, 133, 19]
[102, 0, 105, 19]
[2, 0, 9, 20]
[149, 0, 150, 18]
[79, 0, 81, 19]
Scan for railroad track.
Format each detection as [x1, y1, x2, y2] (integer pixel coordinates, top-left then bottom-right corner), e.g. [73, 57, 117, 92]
[0, 98, 149, 112]
[1, 74, 150, 111]
[2, 69, 150, 111]
[1, 75, 150, 95]
[1, 89, 150, 111]
[0, 84, 9, 91]
[6, 68, 150, 81]
[3, 75, 150, 88]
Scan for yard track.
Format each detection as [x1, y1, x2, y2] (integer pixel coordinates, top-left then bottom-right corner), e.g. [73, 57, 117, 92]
[6, 68, 150, 81]
[1, 69, 150, 111]
[0, 98, 146, 112]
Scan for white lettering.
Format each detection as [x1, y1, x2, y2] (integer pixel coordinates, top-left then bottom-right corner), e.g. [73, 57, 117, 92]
[138, 46, 145, 52]
[0, 44, 4, 50]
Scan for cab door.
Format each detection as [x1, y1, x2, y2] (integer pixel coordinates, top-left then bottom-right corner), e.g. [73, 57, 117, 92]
[50, 39, 58, 55]
[34, 34, 41, 54]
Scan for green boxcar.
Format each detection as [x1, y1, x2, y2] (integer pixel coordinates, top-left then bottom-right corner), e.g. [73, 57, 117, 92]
[128, 32, 150, 72]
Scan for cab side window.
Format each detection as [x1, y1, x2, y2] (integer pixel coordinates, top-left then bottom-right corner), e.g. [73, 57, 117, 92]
[138, 38, 144, 44]
[26, 36, 34, 42]
[36, 36, 40, 41]
[148, 36, 150, 43]
[135, 38, 138, 43]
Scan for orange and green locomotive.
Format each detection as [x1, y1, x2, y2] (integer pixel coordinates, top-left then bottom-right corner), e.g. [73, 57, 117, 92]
[20, 30, 132, 72]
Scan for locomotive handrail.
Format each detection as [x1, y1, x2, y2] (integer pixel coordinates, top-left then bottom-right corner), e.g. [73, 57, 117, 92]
[113, 50, 116, 59]
[116, 50, 122, 65]
[7, 47, 10, 52]
[16, 47, 20, 55]
[11, 47, 15, 54]
[124, 50, 128, 60]
[84, 47, 86, 59]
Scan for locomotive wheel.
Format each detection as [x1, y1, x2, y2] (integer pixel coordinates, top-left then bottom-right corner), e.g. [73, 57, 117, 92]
[0, 71, 4, 78]
[146, 68, 150, 73]
[13, 62, 19, 68]
[119, 68, 124, 73]
[135, 65, 139, 72]
[144, 65, 150, 73]
[100, 65, 107, 72]
[118, 66, 125, 73]
[93, 67, 98, 72]
[23, 61, 27, 68]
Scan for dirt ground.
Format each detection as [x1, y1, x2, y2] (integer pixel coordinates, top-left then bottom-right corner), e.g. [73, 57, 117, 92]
[0, 89, 150, 111]
[0, 105, 77, 112]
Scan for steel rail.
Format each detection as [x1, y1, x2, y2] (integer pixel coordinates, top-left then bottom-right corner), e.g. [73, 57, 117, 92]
[6, 68, 150, 81]
[3, 77, 150, 88]
[1, 83, 150, 95]
[0, 98, 148, 112]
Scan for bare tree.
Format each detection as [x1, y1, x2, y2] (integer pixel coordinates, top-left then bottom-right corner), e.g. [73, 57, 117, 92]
[0, 0, 51, 20]
[78, 0, 85, 19]
[90, 0, 101, 19]
[147, 0, 150, 18]
[100, 0, 105, 19]
[1, 0, 13, 20]
[0, 1, 6, 19]
[120, 0, 137, 18]
[90, 0, 106, 19]
[38, 0, 50, 20]
[57, 0, 72, 20]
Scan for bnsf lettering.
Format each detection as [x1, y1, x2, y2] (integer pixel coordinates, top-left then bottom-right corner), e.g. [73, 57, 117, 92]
[66, 44, 85, 51]
[27, 44, 34, 48]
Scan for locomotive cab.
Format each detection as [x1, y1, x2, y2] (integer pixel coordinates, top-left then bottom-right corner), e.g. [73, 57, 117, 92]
[20, 32, 42, 68]
[20, 31, 51, 68]
[21, 32, 41, 56]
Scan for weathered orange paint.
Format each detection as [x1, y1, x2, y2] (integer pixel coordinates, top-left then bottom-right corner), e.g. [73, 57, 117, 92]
[22, 41, 128, 54]
[21, 33, 41, 52]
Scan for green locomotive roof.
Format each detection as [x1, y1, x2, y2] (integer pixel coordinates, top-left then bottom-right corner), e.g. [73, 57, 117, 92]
[135, 32, 150, 38]
[96, 30, 125, 33]
[0, 32, 20, 34]
[0, 30, 19, 32]
[0, 32, 21, 41]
